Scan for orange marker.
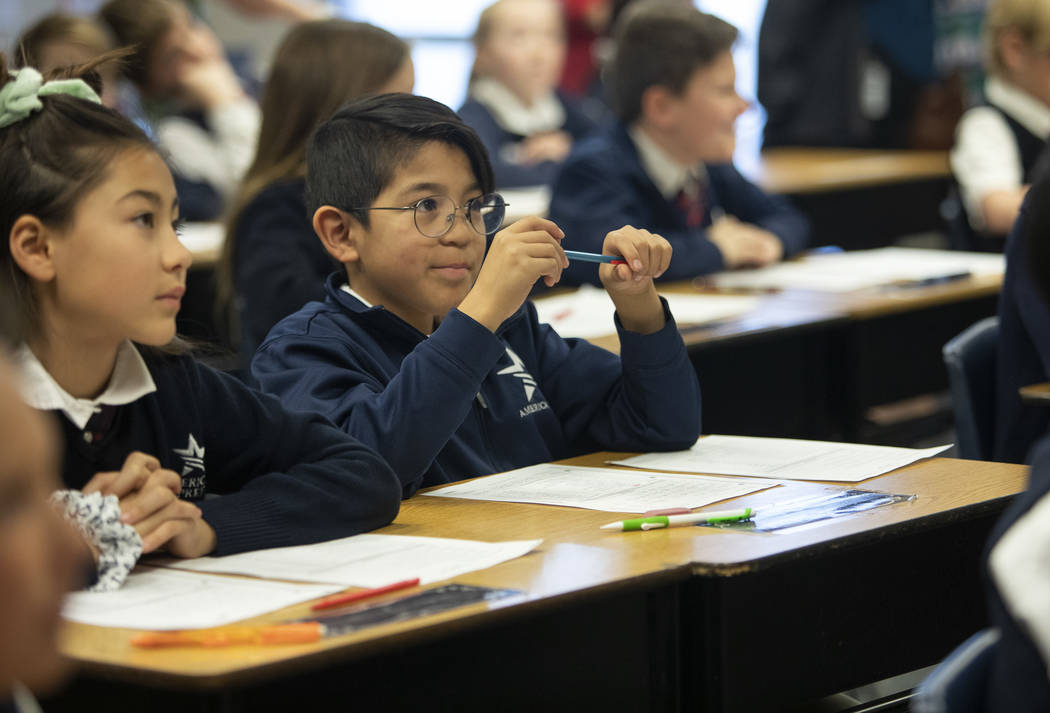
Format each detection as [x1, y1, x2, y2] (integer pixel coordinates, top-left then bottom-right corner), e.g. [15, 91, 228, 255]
[131, 622, 323, 648]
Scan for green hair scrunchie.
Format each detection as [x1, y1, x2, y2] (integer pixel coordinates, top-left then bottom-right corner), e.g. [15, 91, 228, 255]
[0, 67, 102, 130]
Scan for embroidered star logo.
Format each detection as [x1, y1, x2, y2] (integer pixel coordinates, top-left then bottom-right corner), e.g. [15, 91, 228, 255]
[173, 433, 206, 477]
[497, 347, 538, 402]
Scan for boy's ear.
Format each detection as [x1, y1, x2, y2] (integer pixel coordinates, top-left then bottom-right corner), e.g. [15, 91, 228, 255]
[640, 84, 678, 130]
[9, 215, 56, 282]
[313, 205, 361, 264]
[998, 29, 1028, 75]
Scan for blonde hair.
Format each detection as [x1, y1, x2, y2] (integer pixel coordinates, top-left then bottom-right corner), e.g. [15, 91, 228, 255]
[984, 0, 1050, 77]
[470, 0, 563, 84]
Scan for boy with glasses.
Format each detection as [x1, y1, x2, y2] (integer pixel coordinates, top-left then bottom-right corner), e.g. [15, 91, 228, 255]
[252, 93, 701, 496]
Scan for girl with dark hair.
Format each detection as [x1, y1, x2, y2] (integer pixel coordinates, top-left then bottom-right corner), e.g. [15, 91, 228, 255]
[0, 55, 400, 592]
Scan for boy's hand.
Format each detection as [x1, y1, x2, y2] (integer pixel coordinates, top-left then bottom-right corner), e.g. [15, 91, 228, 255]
[459, 217, 568, 332]
[708, 216, 783, 268]
[598, 226, 670, 334]
[83, 451, 215, 557]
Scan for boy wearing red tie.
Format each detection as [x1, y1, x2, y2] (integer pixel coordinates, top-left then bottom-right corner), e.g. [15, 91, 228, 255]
[548, 2, 810, 285]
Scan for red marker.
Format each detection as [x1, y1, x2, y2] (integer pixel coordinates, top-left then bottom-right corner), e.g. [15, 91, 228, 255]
[310, 577, 421, 611]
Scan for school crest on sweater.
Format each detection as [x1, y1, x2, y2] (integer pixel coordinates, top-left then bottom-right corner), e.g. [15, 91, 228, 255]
[173, 433, 207, 498]
[497, 347, 550, 418]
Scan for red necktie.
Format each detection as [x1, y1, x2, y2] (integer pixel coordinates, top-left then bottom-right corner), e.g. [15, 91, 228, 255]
[675, 178, 706, 229]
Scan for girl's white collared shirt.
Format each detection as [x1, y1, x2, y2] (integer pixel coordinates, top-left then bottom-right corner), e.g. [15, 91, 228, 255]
[15, 341, 156, 430]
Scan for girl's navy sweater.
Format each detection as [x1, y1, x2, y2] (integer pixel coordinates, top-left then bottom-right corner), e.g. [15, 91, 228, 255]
[54, 351, 401, 555]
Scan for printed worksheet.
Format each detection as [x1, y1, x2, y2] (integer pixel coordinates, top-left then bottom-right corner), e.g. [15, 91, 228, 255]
[708, 247, 1003, 292]
[424, 463, 775, 511]
[533, 285, 759, 338]
[610, 435, 951, 482]
[62, 567, 341, 630]
[160, 535, 542, 588]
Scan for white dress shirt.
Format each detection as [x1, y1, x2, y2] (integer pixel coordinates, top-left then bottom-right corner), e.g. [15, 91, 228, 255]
[15, 341, 156, 430]
[950, 77, 1050, 229]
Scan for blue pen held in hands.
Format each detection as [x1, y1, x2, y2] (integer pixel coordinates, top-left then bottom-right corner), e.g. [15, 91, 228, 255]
[563, 250, 627, 265]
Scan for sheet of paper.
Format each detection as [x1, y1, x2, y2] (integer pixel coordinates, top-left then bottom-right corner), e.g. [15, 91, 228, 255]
[161, 535, 542, 587]
[423, 463, 775, 512]
[62, 567, 341, 630]
[611, 435, 951, 482]
[533, 285, 759, 339]
[708, 247, 1004, 293]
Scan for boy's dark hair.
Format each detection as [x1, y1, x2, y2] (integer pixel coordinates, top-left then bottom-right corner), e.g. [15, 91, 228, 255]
[306, 93, 494, 226]
[607, 1, 737, 124]
[0, 52, 156, 337]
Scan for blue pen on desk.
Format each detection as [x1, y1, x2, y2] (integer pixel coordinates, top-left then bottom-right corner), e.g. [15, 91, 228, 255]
[563, 250, 627, 265]
[887, 271, 972, 289]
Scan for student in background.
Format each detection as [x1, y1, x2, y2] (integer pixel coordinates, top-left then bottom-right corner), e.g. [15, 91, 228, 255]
[0, 287, 85, 713]
[218, 20, 412, 367]
[14, 12, 121, 109]
[981, 177, 1050, 712]
[99, 0, 261, 221]
[547, 2, 810, 286]
[950, 0, 1050, 248]
[252, 93, 700, 498]
[994, 142, 1050, 464]
[459, 0, 599, 189]
[0, 56, 400, 590]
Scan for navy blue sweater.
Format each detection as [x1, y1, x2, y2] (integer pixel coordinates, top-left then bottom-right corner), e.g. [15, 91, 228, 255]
[548, 123, 811, 286]
[458, 91, 598, 188]
[252, 274, 701, 497]
[54, 351, 401, 555]
[232, 178, 334, 365]
[983, 436, 1050, 712]
[995, 194, 1050, 464]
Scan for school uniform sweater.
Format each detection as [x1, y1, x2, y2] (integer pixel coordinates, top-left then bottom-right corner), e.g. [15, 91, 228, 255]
[994, 190, 1050, 464]
[983, 434, 1050, 712]
[232, 178, 334, 365]
[252, 274, 702, 497]
[458, 89, 598, 188]
[548, 123, 811, 286]
[52, 351, 401, 555]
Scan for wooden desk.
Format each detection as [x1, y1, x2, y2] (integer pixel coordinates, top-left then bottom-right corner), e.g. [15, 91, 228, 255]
[1020, 382, 1050, 404]
[754, 148, 953, 251]
[756, 149, 951, 196]
[52, 453, 1025, 713]
[584, 274, 1000, 442]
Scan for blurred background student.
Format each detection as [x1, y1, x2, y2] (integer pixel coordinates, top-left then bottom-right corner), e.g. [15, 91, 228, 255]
[459, 0, 598, 189]
[950, 0, 1050, 250]
[13, 12, 120, 109]
[99, 0, 261, 221]
[0, 284, 85, 713]
[218, 19, 412, 367]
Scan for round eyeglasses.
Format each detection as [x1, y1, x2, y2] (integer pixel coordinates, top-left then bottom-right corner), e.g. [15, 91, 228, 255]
[351, 193, 508, 238]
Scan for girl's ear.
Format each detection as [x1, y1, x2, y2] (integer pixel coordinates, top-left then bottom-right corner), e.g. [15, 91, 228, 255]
[313, 206, 361, 264]
[9, 216, 56, 282]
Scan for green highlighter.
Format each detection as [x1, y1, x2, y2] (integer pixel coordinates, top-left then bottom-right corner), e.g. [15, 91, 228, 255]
[600, 507, 754, 531]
